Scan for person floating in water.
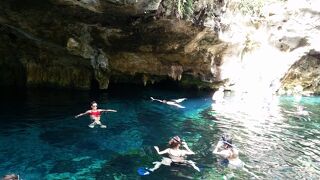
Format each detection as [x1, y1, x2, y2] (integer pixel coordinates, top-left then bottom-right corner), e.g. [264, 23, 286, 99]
[296, 105, 309, 116]
[150, 97, 186, 108]
[75, 101, 117, 128]
[147, 136, 200, 172]
[213, 134, 259, 179]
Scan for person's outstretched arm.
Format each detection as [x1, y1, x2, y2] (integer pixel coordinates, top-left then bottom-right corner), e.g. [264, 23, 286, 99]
[75, 110, 90, 118]
[181, 142, 195, 155]
[150, 97, 164, 103]
[100, 109, 117, 112]
[213, 141, 230, 158]
[213, 140, 224, 154]
[154, 146, 169, 155]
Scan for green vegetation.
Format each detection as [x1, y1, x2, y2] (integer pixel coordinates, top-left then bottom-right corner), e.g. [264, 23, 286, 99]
[181, 0, 194, 19]
[238, 0, 265, 16]
[238, 0, 287, 16]
[175, 0, 194, 20]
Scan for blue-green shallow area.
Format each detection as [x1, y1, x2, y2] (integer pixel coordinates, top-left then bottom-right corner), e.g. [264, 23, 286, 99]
[0, 87, 319, 179]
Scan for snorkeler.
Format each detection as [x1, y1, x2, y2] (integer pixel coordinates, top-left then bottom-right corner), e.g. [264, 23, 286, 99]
[296, 105, 309, 116]
[213, 134, 260, 179]
[150, 97, 186, 108]
[2, 174, 19, 180]
[75, 101, 117, 128]
[147, 136, 200, 172]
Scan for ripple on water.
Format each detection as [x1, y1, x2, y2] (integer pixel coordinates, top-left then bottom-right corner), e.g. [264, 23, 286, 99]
[0, 91, 320, 179]
[208, 96, 320, 179]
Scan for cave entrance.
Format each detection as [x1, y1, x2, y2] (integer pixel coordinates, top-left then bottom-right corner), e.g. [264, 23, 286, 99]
[90, 79, 100, 91]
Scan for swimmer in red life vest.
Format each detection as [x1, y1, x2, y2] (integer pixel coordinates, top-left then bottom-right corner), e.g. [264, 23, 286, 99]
[75, 101, 117, 128]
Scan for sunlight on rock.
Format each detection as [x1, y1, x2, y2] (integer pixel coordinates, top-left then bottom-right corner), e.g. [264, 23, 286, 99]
[215, 0, 320, 97]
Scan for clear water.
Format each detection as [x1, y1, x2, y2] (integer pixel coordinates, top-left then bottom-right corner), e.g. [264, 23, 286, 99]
[0, 87, 319, 180]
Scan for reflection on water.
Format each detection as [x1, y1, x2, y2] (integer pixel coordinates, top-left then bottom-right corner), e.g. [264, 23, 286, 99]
[211, 93, 320, 179]
[0, 88, 319, 179]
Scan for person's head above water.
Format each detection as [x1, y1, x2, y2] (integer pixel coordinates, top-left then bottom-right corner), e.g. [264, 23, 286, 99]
[221, 134, 233, 148]
[297, 105, 304, 111]
[2, 174, 19, 180]
[169, 136, 182, 148]
[91, 101, 98, 109]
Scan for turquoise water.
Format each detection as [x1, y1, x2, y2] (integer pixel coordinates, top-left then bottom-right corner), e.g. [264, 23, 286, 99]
[0, 87, 319, 179]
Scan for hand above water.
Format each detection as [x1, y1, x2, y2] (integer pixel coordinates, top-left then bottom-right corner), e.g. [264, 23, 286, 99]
[154, 146, 160, 153]
[181, 141, 188, 147]
[217, 140, 224, 148]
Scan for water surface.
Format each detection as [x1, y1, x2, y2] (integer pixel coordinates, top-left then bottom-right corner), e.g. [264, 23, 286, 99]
[0, 87, 319, 179]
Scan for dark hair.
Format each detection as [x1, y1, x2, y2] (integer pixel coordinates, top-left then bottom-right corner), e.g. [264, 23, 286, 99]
[2, 174, 18, 180]
[168, 136, 181, 148]
[221, 134, 233, 148]
[91, 101, 97, 106]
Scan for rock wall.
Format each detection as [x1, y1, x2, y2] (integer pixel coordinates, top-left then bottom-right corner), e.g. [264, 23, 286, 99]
[211, 0, 320, 95]
[0, 0, 320, 93]
[0, 0, 224, 90]
[280, 51, 320, 95]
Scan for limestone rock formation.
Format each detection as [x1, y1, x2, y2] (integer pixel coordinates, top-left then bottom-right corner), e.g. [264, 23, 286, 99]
[213, 0, 320, 95]
[0, 0, 319, 94]
[280, 51, 320, 95]
[0, 0, 222, 90]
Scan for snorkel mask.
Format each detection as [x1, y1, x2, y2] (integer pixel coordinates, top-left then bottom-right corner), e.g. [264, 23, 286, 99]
[173, 136, 182, 144]
[221, 135, 233, 147]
